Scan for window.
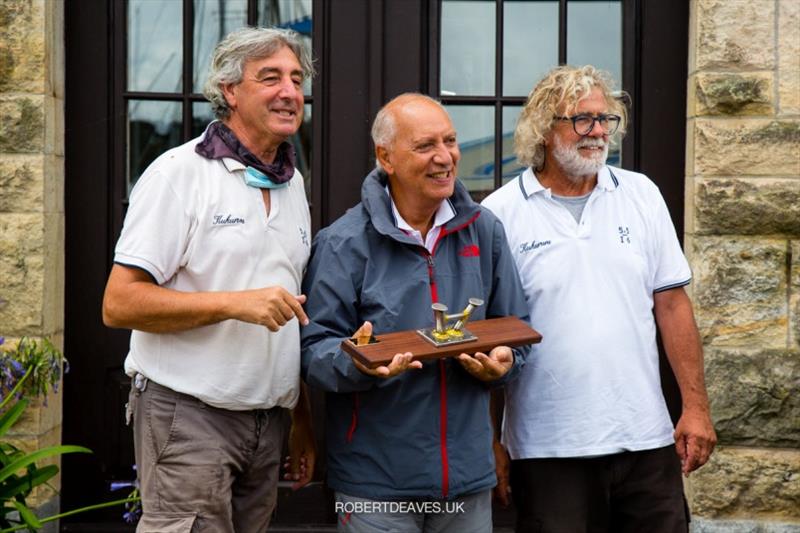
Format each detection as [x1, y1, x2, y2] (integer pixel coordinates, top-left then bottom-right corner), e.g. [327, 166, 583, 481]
[122, 0, 314, 198]
[436, 0, 622, 200]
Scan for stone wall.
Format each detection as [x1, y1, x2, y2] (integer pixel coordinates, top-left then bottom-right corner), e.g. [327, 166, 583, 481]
[686, 0, 800, 530]
[0, 0, 64, 519]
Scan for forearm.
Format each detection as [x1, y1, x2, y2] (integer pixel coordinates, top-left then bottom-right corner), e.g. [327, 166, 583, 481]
[103, 276, 234, 333]
[654, 289, 710, 412]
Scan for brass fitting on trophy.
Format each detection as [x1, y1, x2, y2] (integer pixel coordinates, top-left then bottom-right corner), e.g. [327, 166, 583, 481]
[427, 298, 484, 344]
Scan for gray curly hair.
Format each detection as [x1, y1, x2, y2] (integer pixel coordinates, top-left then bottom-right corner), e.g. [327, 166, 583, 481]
[514, 65, 628, 170]
[203, 27, 315, 120]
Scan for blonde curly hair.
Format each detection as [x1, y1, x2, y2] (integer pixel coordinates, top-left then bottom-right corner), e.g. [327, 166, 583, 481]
[514, 65, 628, 170]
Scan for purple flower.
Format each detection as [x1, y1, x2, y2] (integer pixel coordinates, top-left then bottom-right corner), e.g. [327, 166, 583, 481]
[0, 336, 5, 346]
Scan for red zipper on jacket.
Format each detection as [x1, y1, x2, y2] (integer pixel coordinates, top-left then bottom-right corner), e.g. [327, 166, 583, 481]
[346, 392, 359, 443]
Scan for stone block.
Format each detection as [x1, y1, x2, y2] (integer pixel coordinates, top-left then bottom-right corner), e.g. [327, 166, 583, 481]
[705, 348, 800, 447]
[0, 214, 44, 335]
[692, 517, 800, 532]
[695, 0, 775, 70]
[43, 153, 63, 214]
[690, 446, 800, 519]
[778, 0, 800, 115]
[8, 388, 64, 437]
[0, 0, 46, 94]
[41, 212, 63, 336]
[694, 119, 800, 176]
[692, 237, 787, 347]
[694, 178, 800, 236]
[43, 94, 63, 157]
[0, 95, 44, 153]
[0, 154, 44, 213]
[792, 241, 800, 349]
[694, 72, 774, 116]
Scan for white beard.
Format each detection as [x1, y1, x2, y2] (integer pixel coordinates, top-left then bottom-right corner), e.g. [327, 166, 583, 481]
[552, 136, 608, 182]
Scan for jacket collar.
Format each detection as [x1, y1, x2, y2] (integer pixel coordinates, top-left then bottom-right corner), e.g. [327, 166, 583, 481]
[361, 169, 481, 244]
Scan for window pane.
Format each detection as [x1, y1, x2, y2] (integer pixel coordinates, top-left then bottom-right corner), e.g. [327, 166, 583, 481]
[192, 101, 215, 138]
[446, 105, 494, 200]
[193, 0, 248, 93]
[567, 1, 622, 87]
[127, 100, 182, 194]
[258, 0, 314, 95]
[503, 1, 558, 96]
[441, 1, 495, 96]
[502, 106, 526, 184]
[128, 0, 182, 92]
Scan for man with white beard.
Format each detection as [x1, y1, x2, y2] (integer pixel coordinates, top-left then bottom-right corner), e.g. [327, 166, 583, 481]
[481, 65, 716, 532]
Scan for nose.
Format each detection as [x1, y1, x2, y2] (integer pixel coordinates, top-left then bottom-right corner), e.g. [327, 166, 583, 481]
[277, 77, 299, 99]
[587, 118, 607, 137]
[433, 142, 456, 166]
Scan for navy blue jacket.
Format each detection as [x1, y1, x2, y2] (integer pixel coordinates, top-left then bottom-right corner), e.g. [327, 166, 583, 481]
[301, 169, 531, 500]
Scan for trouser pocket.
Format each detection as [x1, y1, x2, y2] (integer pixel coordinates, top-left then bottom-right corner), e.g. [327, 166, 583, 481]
[137, 512, 196, 532]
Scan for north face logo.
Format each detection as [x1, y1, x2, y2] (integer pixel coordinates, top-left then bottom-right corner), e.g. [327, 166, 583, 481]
[459, 244, 480, 257]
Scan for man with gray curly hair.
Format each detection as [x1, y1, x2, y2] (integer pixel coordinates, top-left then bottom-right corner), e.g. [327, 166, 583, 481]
[103, 27, 315, 531]
[482, 65, 716, 532]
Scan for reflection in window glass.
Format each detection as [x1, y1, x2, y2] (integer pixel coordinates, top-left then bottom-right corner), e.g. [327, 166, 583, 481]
[127, 100, 182, 194]
[501, 106, 526, 184]
[192, 101, 215, 138]
[503, 1, 558, 96]
[194, 0, 248, 93]
[446, 105, 494, 200]
[441, 1, 495, 96]
[259, 0, 314, 95]
[567, 1, 622, 87]
[128, 0, 182, 92]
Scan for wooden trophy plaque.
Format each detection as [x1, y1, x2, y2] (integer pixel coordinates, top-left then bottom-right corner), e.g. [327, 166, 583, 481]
[341, 316, 542, 369]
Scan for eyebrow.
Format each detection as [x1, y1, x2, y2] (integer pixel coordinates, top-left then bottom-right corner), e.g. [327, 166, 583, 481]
[253, 66, 304, 79]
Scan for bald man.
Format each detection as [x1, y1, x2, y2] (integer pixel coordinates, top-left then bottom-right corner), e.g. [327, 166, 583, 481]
[301, 94, 531, 533]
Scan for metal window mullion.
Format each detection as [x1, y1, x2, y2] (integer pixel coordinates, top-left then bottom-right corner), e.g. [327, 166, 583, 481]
[248, 0, 258, 26]
[558, 0, 567, 64]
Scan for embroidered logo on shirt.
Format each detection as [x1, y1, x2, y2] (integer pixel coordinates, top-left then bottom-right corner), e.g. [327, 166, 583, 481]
[299, 227, 309, 246]
[459, 244, 480, 257]
[212, 214, 245, 225]
[618, 226, 631, 244]
[519, 240, 551, 254]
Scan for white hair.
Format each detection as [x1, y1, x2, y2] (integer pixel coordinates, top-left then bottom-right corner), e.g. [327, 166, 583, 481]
[370, 93, 446, 170]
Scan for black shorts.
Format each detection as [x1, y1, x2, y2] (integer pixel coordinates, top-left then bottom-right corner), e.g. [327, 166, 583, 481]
[510, 445, 689, 533]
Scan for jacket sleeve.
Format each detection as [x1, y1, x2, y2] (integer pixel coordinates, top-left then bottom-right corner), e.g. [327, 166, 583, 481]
[484, 216, 531, 387]
[300, 229, 379, 393]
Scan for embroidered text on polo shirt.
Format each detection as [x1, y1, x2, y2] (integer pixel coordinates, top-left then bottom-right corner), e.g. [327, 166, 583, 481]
[519, 239, 551, 254]
[212, 214, 246, 225]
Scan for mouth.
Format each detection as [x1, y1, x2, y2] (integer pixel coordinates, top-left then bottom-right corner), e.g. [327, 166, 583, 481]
[428, 170, 453, 182]
[271, 109, 297, 118]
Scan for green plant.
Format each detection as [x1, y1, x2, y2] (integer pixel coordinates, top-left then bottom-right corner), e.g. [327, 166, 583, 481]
[0, 337, 138, 532]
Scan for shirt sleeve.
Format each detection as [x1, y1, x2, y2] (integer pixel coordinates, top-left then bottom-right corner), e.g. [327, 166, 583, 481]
[113, 169, 192, 285]
[649, 187, 692, 293]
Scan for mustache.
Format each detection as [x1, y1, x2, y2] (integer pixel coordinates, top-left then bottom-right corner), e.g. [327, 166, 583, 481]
[576, 138, 607, 149]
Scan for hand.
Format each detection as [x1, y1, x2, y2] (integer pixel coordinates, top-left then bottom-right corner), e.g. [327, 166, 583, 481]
[493, 439, 511, 508]
[673, 406, 716, 475]
[231, 287, 309, 331]
[283, 416, 316, 490]
[350, 322, 422, 378]
[457, 346, 513, 381]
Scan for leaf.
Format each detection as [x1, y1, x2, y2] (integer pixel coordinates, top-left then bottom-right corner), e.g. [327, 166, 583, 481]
[0, 446, 91, 484]
[0, 400, 28, 441]
[0, 465, 58, 499]
[12, 500, 41, 529]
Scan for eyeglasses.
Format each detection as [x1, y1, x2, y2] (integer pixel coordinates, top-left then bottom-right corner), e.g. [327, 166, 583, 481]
[554, 114, 622, 136]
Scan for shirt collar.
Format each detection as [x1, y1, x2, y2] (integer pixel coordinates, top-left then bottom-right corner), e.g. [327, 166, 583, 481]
[519, 165, 619, 199]
[385, 186, 456, 232]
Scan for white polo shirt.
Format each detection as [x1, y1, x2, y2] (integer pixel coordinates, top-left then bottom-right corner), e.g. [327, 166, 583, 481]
[482, 166, 691, 458]
[115, 134, 311, 410]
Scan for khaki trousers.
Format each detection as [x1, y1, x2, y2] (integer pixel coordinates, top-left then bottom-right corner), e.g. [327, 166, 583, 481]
[128, 377, 288, 533]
